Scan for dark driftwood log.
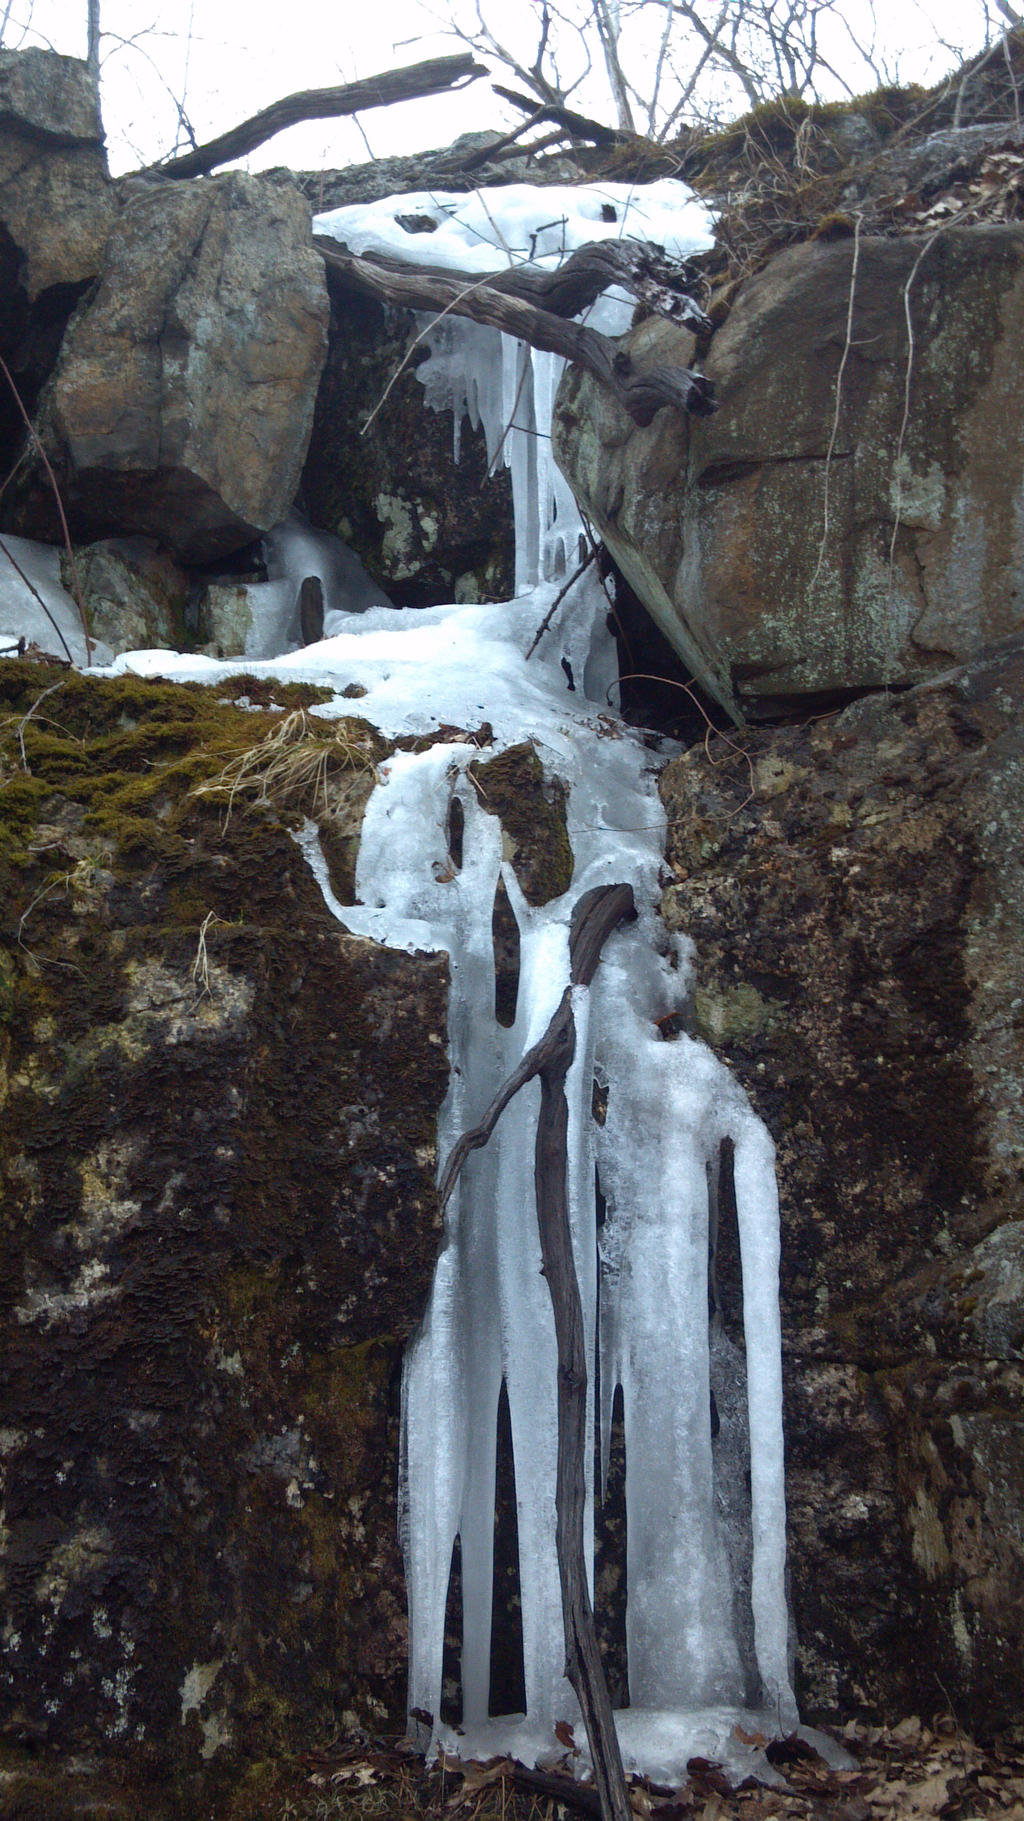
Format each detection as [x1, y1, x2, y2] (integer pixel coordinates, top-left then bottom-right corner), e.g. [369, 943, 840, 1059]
[316, 238, 716, 423]
[151, 56, 487, 180]
[317, 234, 712, 332]
[439, 881, 636, 1821]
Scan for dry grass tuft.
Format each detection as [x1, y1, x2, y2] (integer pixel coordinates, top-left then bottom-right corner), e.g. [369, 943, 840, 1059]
[193, 709, 380, 824]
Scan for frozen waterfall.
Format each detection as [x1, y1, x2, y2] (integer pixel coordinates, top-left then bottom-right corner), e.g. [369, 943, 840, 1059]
[92, 180, 801, 1789]
[310, 182, 800, 1785]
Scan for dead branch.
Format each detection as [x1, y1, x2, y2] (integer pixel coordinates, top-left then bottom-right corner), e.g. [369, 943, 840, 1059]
[439, 881, 636, 1821]
[149, 56, 487, 180]
[491, 84, 632, 148]
[316, 238, 716, 423]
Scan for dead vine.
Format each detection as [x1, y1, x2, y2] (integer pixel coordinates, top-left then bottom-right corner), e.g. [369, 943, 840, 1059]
[810, 210, 862, 594]
[615, 671, 757, 814]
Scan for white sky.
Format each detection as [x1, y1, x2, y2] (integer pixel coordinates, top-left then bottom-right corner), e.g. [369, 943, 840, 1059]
[1, 0, 1004, 176]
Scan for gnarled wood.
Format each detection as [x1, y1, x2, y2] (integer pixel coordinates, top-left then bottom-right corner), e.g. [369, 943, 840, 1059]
[438, 881, 636, 1821]
[151, 56, 487, 180]
[316, 238, 716, 422]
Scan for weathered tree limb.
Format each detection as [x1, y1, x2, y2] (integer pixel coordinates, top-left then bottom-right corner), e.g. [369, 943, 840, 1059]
[150, 56, 487, 180]
[317, 233, 712, 332]
[316, 238, 716, 422]
[508, 1761, 603, 1816]
[491, 84, 631, 149]
[438, 881, 636, 1821]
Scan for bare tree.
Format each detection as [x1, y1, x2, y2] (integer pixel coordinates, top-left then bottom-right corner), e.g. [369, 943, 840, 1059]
[86, 0, 99, 80]
[438, 0, 1008, 142]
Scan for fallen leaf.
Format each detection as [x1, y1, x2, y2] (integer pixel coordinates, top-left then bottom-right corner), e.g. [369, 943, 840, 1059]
[445, 1755, 515, 1810]
[330, 1761, 379, 1786]
[556, 1719, 579, 1752]
[734, 1724, 769, 1748]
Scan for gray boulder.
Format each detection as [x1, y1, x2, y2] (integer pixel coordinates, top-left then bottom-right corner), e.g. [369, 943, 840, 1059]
[25, 172, 329, 562]
[554, 225, 1024, 719]
[0, 49, 115, 302]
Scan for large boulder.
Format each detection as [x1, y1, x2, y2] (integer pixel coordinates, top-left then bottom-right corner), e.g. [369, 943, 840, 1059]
[0, 50, 117, 477]
[15, 172, 329, 562]
[658, 637, 1024, 1729]
[0, 664, 448, 1807]
[554, 225, 1024, 718]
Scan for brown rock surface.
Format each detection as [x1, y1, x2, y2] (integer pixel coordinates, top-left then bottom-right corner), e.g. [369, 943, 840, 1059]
[16, 173, 329, 561]
[0, 50, 117, 482]
[554, 227, 1024, 719]
[0, 663, 449, 1799]
[658, 639, 1024, 1729]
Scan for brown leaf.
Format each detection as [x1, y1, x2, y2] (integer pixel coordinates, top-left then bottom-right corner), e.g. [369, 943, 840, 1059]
[445, 1755, 516, 1810]
[734, 1724, 769, 1748]
[556, 1719, 579, 1752]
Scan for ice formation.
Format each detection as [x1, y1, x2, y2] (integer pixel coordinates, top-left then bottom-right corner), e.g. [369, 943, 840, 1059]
[313, 182, 799, 1781]
[2, 179, 801, 1787]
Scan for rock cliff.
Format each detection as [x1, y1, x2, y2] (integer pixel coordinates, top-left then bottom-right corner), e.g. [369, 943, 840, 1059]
[0, 662, 449, 1808]
[0, 35, 1023, 1819]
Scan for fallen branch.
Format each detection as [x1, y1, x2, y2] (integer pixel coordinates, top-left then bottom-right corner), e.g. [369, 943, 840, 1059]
[317, 233, 712, 334]
[150, 55, 487, 180]
[317, 238, 716, 423]
[439, 881, 636, 1821]
[525, 547, 597, 659]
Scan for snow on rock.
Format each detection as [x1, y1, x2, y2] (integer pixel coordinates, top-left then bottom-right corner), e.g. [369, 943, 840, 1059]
[315, 182, 715, 593]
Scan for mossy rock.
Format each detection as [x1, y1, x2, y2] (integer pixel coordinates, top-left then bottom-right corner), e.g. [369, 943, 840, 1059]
[469, 741, 573, 906]
[0, 658, 450, 1794]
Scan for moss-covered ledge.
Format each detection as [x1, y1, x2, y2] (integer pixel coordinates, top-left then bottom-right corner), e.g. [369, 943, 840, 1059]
[0, 662, 449, 1810]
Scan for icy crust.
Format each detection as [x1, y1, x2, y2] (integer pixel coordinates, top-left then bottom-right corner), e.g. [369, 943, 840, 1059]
[315, 180, 716, 276]
[324, 570, 799, 1765]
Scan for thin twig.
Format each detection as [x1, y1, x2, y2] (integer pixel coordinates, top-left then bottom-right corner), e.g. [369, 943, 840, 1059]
[191, 910, 223, 1005]
[525, 548, 597, 659]
[0, 352, 91, 665]
[359, 269, 513, 438]
[0, 536, 75, 667]
[616, 671, 756, 811]
[809, 211, 862, 594]
[12, 680, 67, 771]
[887, 223, 954, 590]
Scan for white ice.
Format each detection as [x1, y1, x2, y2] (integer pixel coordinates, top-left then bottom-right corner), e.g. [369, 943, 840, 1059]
[5, 179, 798, 1788]
[316, 181, 714, 595]
[0, 533, 113, 667]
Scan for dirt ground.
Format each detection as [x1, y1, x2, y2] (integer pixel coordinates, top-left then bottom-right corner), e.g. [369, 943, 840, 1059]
[252, 1715, 1024, 1821]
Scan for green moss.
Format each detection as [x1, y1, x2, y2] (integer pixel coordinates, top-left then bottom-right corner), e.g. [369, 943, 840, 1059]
[0, 662, 385, 890]
[469, 742, 573, 906]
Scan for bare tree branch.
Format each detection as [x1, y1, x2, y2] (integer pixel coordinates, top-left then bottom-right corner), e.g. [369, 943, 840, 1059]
[147, 55, 487, 179]
[316, 234, 716, 423]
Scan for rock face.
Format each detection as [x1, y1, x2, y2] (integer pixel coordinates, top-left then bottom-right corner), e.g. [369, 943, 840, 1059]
[659, 639, 1024, 1730]
[302, 281, 513, 606]
[554, 226, 1024, 719]
[0, 664, 449, 1806]
[59, 536, 190, 653]
[19, 173, 329, 562]
[0, 49, 114, 300]
[0, 51, 116, 481]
